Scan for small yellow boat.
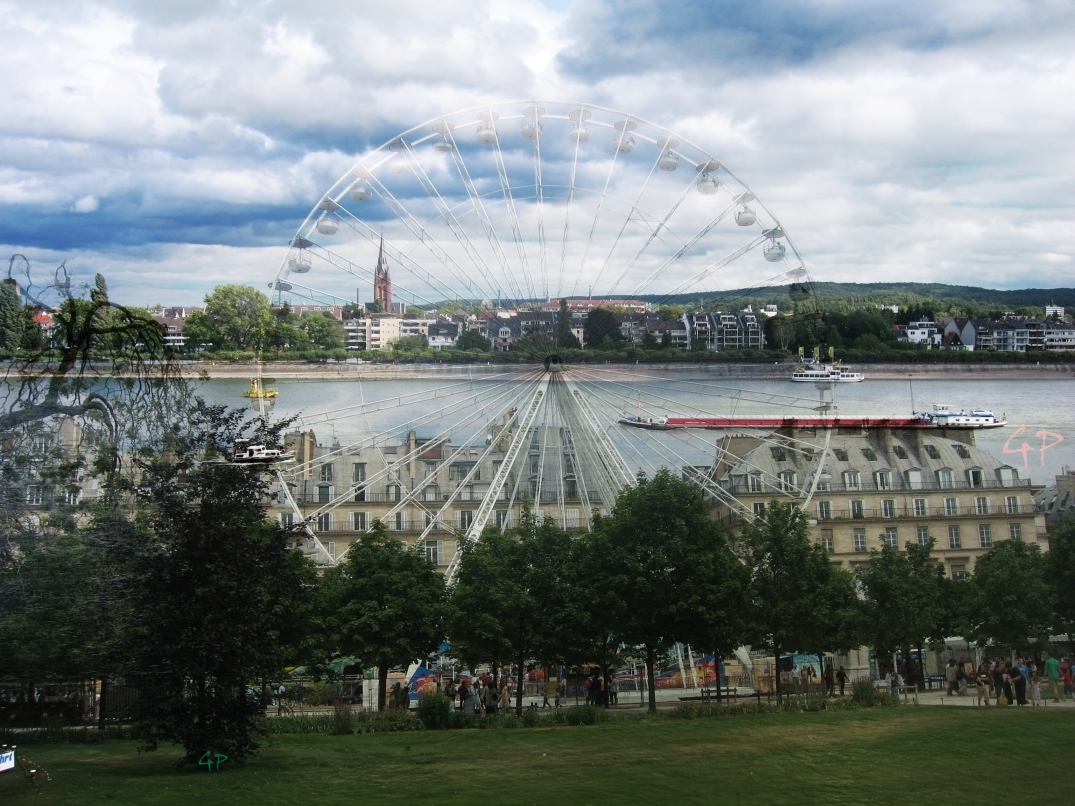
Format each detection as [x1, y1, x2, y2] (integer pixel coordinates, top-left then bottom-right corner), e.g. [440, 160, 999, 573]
[242, 377, 279, 400]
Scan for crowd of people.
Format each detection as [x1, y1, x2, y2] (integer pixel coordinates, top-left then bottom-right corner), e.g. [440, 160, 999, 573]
[945, 654, 1072, 706]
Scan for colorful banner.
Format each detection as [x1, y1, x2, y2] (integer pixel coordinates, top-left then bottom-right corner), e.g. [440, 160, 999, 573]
[406, 666, 439, 699]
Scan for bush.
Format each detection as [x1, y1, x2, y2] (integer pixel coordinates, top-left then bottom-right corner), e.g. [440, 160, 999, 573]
[417, 693, 451, 730]
[852, 680, 879, 707]
[521, 708, 539, 728]
[564, 705, 606, 726]
[330, 701, 355, 735]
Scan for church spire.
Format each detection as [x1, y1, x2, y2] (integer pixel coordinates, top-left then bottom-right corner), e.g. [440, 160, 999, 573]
[373, 231, 392, 311]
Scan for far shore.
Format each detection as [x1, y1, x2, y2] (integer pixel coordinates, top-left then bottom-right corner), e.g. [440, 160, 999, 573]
[184, 360, 1075, 382]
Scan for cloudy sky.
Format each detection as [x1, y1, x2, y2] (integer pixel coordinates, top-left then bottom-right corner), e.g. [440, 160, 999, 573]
[1, 0, 1073, 306]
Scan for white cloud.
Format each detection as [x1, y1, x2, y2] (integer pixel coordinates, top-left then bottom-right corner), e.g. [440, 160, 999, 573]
[0, 0, 1072, 303]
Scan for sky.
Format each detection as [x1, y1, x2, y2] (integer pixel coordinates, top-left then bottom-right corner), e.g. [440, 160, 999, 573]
[1, 0, 1073, 307]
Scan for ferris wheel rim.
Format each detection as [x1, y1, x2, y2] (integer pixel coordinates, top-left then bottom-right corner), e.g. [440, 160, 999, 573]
[272, 99, 809, 299]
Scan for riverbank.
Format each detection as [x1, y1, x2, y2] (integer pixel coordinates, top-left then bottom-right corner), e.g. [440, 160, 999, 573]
[185, 360, 1075, 381]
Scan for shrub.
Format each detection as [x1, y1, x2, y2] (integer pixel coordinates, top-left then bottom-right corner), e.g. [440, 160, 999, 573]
[417, 693, 451, 730]
[564, 705, 606, 726]
[330, 701, 355, 735]
[521, 708, 539, 728]
[852, 680, 879, 707]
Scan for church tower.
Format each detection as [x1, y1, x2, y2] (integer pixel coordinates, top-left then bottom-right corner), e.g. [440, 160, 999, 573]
[373, 233, 392, 312]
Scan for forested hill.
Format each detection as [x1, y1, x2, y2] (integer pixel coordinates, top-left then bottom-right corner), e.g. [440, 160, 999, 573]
[658, 282, 1075, 311]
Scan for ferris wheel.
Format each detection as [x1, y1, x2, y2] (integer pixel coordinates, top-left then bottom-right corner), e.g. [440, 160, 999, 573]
[267, 100, 829, 571]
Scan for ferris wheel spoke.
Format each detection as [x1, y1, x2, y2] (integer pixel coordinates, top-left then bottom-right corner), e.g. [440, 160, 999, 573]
[443, 128, 527, 306]
[402, 142, 512, 304]
[570, 115, 632, 299]
[487, 119, 539, 302]
[298, 372, 545, 520]
[620, 198, 737, 299]
[529, 108, 550, 300]
[363, 173, 491, 301]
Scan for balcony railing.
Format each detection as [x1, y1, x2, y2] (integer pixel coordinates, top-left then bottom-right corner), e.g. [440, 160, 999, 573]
[815, 504, 1036, 521]
[726, 477, 1032, 496]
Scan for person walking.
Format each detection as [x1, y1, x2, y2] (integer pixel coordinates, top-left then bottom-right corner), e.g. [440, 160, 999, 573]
[1009, 662, 1027, 706]
[1044, 654, 1061, 703]
[944, 658, 959, 696]
[1030, 672, 1042, 706]
[823, 664, 835, 697]
[500, 680, 511, 714]
[836, 666, 848, 697]
[975, 663, 992, 707]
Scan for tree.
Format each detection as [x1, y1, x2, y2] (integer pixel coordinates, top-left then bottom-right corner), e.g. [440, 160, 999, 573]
[969, 540, 1054, 652]
[660, 329, 672, 349]
[1047, 520, 1075, 633]
[583, 307, 622, 349]
[321, 521, 447, 710]
[0, 278, 22, 349]
[556, 299, 581, 350]
[642, 331, 658, 349]
[658, 305, 684, 321]
[392, 334, 428, 352]
[449, 512, 576, 714]
[739, 501, 859, 699]
[127, 406, 315, 763]
[858, 539, 947, 683]
[301, 312, 345, 350]
[457, 329, 491, 352]
[193, 285, 273, 351]
[583, 470, 748, 711]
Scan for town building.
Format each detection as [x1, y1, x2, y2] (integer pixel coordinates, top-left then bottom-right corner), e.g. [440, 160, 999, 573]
[697, 426, 1046, 579]
[427, 322, 459, 349]
[1035, 469, 1075, 530]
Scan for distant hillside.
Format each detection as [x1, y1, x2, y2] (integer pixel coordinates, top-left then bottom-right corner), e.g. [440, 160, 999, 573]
[653, 282, 1075, 311]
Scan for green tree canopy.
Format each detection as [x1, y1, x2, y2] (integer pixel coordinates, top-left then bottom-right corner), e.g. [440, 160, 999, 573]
[582, 307, 623, 349]
[0, 278, 23, 349]
[321, 521, 447, 710]
[583, 469, 748, 711]
[189, 285, 273, 351]
[449, 512, 576, 713]
[301, 312, 345, 350]
[1047, 519, 1075, 633]
[969, 540, 1054, 652]
[740, 500, 860, 696]
[456, 328, 491, 352]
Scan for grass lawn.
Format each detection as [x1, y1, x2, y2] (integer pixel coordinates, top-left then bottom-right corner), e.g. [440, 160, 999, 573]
[3, 707, 1073, 805]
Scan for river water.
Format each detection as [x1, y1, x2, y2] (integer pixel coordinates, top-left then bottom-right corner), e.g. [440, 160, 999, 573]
[196, 368, 1074, 487]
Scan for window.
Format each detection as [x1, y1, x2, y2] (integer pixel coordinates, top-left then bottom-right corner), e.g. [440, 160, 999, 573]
[905, 469, 923, 489]
[352, 463, 367, 483]
[937, 469, 954, 489]
[278, 512, 295, 528]
[944, 497, 959, 516]
[950, 564, 967, 581]
[1006, 496, 1019, 514]
[387, 484, 401, 502]
[821, 529, 834, 554]
[954, 444, 971, 459]
[893, 445, 908, 459]
[770, 447, 787, 462]
[352, 512, 369, 531]
[449, 463, 477, 481]
[853, 529, 867, 552]
[817, 501, 832, 520]
[978, 524, 992, 548]
[494, 509, 510, 529]
[861, 448, 878, 461]
[967, 468, 983, 488]
[394, 512, 407, 531]
[748, 474, 763, 493]
[25, 485, 42, 505]
[1009, 523, 1022, 541]
[424, 461, 439, 478]
[925, 444, 940, 459]
[64, 487, 81, 506]
[316, 513, 332, 532]
[882, 499, 897, 518]
[317, 484, 331, 504]
[426, 540, 443, 566]
[326, 542, 336, 560]
[850, 500, 864, 519]
[876, 470, 892, 490]
[320, 464, 333, 482]
[884, 527, 899, 549]
[753, 502, 766, 518]
[948, 525, 961, 549]
[353, 486, 366, 502]
[917, 526, 930, 546]
[565, 509, 580, 528]
[913, 498, 928, 517]
[833, 449, 849, 462]
[975, 496, 989, 515]
[778, 470, 796, 492]
[842, 471, 860, 490]
[458, 510, 475, 530]
[423, 485, 439, 502]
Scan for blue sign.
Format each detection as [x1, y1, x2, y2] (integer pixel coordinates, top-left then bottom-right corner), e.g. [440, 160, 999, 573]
[0, 748, 15, 773]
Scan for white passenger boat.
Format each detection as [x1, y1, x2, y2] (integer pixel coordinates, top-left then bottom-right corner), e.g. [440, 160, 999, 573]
[789, 361, 864, 383]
